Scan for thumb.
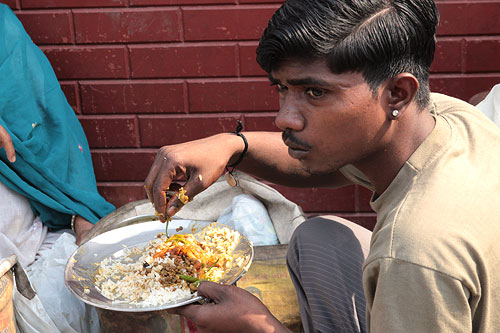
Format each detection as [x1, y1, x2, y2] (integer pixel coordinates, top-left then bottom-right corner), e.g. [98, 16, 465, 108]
[166, 172, 205, 217]
[196, 281, 229, 303]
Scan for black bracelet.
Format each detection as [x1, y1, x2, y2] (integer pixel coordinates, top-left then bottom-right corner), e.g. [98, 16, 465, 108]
[226, 120, 248, 169]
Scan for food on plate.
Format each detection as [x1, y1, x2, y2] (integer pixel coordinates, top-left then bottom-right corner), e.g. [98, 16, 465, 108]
[93, 224, 241, 307]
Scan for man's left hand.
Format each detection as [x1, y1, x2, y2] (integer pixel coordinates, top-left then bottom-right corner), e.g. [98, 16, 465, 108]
[169, 281, 290, 333]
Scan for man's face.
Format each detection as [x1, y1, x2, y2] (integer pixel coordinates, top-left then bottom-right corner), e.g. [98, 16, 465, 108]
[270, 58, 392, 174]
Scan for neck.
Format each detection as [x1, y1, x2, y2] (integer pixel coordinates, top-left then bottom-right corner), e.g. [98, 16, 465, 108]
[353, 108, 436, 195]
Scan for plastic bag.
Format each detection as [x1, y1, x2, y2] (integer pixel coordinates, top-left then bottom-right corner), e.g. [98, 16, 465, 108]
[217, 194, 279, 246]
[13, 233, 99, 333]
[476, 84, 500, 127]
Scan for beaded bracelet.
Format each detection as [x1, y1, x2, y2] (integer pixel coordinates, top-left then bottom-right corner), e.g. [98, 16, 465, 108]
[71, 215, 77, 233]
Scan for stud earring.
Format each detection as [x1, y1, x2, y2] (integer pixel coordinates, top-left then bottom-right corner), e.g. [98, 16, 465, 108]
[391, 110, 399, 118]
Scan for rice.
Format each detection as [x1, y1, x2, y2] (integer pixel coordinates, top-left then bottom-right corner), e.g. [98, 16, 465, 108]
[94, 224, 241, 307]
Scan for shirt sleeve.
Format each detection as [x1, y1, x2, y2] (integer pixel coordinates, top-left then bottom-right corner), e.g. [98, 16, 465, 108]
[363, 257, 472, 332]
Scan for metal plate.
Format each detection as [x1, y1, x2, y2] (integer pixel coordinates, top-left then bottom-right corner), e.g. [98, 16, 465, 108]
[64, 216, 254, 312]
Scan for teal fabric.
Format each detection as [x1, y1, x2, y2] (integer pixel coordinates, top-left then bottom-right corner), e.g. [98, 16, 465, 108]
[0, 4, 115, 230]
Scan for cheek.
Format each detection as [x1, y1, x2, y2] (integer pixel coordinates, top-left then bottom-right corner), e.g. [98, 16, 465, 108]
[308, 107, 386, 158]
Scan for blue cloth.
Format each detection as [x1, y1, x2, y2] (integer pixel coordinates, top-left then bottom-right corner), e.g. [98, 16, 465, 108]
[0, 4, 114, 230]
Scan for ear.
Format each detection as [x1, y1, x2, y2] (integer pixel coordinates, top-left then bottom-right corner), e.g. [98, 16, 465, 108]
[382, 73, 419, 119]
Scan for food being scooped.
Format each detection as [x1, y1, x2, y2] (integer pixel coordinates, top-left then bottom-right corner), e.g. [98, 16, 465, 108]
[94, 223, 241, 307]
[154, 184, 190, 236]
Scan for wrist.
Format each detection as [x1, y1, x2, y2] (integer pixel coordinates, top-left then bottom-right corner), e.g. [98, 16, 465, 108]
[226, 120, 248, 169]
[247, 313, 290, 333]
[73, 216, 94, 234]
[217, 132, 247, 166]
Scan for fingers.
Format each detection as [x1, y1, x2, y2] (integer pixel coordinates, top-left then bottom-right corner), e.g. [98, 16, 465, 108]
[144, 151, 166, 205]
[144, 150, 175, 219]
[165, 172, 205, 217]
[168, 303, 202, 318]
[0, 125, 16, 163]
[145, 142, 219, 219]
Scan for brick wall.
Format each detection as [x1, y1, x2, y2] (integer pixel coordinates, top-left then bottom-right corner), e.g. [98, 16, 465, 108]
[3, 0, 500, 230]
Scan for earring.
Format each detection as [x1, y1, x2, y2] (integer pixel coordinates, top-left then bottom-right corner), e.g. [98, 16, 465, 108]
[391, 110, 399, 118]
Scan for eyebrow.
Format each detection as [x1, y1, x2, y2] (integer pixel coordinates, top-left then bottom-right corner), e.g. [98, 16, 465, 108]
[268, 74, 334, 87]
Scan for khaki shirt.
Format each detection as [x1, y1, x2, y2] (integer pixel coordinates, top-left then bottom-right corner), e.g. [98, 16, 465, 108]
[341, 93, 500, 332]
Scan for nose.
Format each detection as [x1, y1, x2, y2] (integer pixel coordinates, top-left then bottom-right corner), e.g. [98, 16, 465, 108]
[274, 93, 305, 131]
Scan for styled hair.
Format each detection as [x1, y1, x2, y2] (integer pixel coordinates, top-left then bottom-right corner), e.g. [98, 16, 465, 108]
[256, 0, 439, 108]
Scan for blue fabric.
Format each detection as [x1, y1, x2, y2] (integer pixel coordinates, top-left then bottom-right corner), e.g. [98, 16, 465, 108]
[0, 4, 115, 230]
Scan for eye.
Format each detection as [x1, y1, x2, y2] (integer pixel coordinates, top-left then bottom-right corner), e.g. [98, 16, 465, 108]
[305, 88, 326, 98]
[272, 82, 288, 93]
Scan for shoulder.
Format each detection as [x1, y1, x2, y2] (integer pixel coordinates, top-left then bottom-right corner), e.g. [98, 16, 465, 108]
[429, 93, 478, 114]
[430, 93, 500, 134]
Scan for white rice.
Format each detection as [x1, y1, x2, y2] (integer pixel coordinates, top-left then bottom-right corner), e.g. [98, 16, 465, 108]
[93, 225, 241, 307]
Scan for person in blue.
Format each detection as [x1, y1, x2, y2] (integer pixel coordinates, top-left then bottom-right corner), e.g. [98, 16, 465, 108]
[0, 3, 114, 251]
[0, 4, 114, 330]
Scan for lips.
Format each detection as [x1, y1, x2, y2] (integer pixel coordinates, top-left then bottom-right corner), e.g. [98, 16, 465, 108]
[287, 146, 309, 159]
[283, 139, 309, 159]
[282, 130, 311, 159]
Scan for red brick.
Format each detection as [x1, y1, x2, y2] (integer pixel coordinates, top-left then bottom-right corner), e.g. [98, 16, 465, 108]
[183, 7, 278, 41]
[437, 2, 500, 36]
[42, 46, 128, 79]
[239, 0, 283, 3]
[239, 43, 267, 76]
[80, 80, 185, 114]
[97, 182, 147, 208]
[2, 0, 18, 10]
[130, 0, 234, 5]
[269, 184, 356, 212]
[244, 114, 279, 131]
[337, 213, 377, 231]
[356, 185, 374, 212]
[92, 149, 156, 181]
[430, 73, 500, 102]
[464, 38, 500, 72]
[129, 44, 237, 78]
[16, 11, 73, 45]
[21, 0, 126, 8]
[188, 79, 278, 112]
[74, 9, 181, 44]
[430, 38, 463, 73]
[138, 115, 240, 147]
[60, 81, 79, 113]
[79, 115, 139, 148]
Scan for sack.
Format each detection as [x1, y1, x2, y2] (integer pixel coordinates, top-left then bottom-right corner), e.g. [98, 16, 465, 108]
[84, 170, 306, 245]
[217, 194, 279, 246]
[13, 233, 99, 333]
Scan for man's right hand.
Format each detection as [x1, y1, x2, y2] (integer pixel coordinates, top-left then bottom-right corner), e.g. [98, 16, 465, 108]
[0, 125, 16, 163]
[144, 133, 244, 220]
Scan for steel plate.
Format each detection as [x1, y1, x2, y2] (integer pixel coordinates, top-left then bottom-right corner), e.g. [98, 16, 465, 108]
[64, 216, 254, 312]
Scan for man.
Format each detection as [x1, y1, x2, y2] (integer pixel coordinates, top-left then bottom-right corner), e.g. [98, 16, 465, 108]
[145, 0, 500, 331]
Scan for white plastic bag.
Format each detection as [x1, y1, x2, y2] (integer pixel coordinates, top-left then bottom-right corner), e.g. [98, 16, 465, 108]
[476, 84, 500, 127]
[217, 194, 279, 246]
[13, 233, 99, 333]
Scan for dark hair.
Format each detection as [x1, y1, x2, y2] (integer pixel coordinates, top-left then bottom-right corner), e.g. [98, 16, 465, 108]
[256, 0, 439, 108]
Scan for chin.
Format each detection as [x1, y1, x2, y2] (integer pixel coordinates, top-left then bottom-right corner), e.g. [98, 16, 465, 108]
[299, 159, 341, 176]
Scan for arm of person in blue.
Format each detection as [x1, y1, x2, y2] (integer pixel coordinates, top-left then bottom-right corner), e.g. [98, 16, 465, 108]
[0, 4, 115, 246]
